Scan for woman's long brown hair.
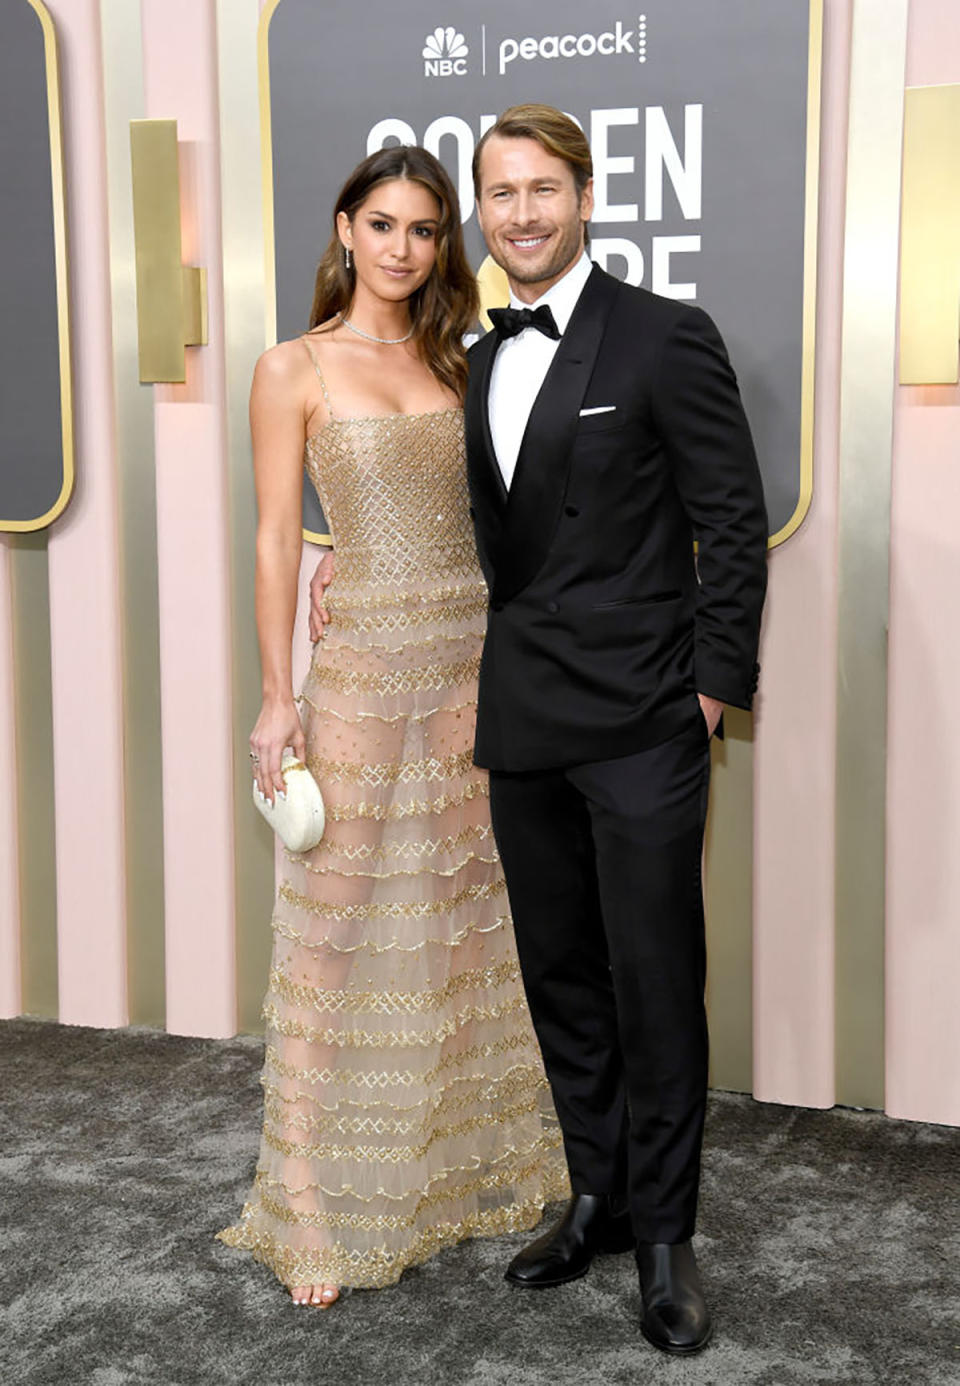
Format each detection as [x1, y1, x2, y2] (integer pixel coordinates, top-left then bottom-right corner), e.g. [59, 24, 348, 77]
[309, 146, 478, 401]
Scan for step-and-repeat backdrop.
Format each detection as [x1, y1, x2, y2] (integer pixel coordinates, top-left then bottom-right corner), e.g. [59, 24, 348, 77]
[262, 0, 818, 544]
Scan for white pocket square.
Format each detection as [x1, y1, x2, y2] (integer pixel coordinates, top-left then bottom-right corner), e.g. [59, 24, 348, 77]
[579, 405, 617, 416]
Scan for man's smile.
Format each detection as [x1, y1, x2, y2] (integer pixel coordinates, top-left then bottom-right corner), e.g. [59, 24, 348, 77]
[506, 233, 552, 251]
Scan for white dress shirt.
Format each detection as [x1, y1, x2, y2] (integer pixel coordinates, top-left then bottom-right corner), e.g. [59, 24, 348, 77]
[488, 252, 593, 490]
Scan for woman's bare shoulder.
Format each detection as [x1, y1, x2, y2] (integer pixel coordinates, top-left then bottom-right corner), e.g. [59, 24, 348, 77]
[254, 336, 315, 384]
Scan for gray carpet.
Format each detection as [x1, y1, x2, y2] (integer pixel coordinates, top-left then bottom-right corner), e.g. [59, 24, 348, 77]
[1, 1018, 958, 1386]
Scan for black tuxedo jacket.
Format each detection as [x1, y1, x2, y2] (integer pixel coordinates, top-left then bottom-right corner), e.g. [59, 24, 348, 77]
[465, 264, 768, 773]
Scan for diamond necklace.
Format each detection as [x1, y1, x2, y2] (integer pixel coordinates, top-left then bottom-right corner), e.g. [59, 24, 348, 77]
[338, 312, 414, 345]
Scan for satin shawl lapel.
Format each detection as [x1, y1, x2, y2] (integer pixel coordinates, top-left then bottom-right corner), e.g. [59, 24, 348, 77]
[492, 266, 619, 603]
[465, 329, 507, 579]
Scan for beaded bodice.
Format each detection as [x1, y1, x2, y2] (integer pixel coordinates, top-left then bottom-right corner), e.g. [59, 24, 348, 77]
[303, 409, 479, 597]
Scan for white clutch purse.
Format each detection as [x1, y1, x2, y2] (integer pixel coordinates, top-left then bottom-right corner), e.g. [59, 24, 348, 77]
[253, 754, 325, 853]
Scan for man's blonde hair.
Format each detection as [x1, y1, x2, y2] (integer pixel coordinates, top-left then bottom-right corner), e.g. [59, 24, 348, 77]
[472, 104, 593, 199]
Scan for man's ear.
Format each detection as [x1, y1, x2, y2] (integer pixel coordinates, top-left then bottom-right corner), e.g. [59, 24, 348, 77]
[579, 177, 595, 227]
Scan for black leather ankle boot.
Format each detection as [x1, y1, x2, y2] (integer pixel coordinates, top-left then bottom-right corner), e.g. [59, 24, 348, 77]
[636, 1240, 712, 1354]
[505, 1194, 635, 1288]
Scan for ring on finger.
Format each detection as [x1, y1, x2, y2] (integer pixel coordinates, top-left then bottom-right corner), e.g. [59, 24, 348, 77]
[249, 751, 260, 765]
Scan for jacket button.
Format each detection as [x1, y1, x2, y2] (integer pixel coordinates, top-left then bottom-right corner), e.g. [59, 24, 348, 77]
[564, 505, 579, 517]
[491, 601, 503, 613]
[546, 600, 559, 614]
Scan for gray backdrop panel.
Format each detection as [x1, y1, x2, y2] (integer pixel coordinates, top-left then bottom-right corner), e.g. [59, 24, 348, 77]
[0, 2, 65, 527]
[268, 0, 813, 540]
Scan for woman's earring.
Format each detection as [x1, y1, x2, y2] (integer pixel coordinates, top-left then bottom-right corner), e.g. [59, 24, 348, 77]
[344, 247, 352, 270]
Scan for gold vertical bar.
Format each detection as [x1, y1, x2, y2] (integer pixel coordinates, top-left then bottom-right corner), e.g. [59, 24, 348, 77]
[834, 0, 909, 1110]
[9, 534, 58, 1017]
[899, 84, 960, 386]
[217, 0, 276, 1033]
[705, 712, 754, 1092]
[130, 119, 189, 383]
[100, 0, 166, 1027]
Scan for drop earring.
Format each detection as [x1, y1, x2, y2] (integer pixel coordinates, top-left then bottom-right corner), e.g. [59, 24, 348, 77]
[344, 246, 352, 270]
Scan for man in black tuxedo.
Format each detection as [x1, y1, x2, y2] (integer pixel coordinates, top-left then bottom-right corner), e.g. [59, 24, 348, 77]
[467, 105, 768, 1355]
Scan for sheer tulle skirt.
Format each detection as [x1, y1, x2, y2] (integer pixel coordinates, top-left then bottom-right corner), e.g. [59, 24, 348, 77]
[216, 578, 568, 1289]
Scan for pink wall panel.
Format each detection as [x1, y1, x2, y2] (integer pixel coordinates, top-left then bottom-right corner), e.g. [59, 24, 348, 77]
[45, 0, 128, 1027]
[887, 400, 960, 1124]
[142, 0, 237, 1036]
[751, 0, 850, 1109]
[885, 0, 960, 1126]
[153, 404, 236, 1036]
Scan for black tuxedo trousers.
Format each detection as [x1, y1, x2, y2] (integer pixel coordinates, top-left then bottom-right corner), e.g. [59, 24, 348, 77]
[490, 713, 711, 1244]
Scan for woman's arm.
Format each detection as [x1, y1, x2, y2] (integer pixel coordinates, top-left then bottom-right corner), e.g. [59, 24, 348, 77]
[249, 346, 308, 802]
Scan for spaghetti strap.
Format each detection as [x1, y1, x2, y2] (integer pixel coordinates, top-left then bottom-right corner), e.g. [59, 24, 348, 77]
[301, 335, 335, 419]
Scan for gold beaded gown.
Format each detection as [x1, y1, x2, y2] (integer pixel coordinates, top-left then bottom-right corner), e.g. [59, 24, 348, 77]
[216, 341, 568, 1290]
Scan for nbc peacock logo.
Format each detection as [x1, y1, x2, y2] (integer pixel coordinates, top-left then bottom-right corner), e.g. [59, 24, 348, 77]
[422, 26, 469, 77]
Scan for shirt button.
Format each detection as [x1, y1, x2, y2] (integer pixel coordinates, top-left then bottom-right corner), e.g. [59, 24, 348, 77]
[546, 601, 559, 614]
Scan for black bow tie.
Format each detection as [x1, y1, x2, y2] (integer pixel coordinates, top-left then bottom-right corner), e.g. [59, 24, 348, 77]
[488, 304, 561, 342]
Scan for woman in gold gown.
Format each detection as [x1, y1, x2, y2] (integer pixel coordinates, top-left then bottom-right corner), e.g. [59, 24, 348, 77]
[216, 147, 567, 1308]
